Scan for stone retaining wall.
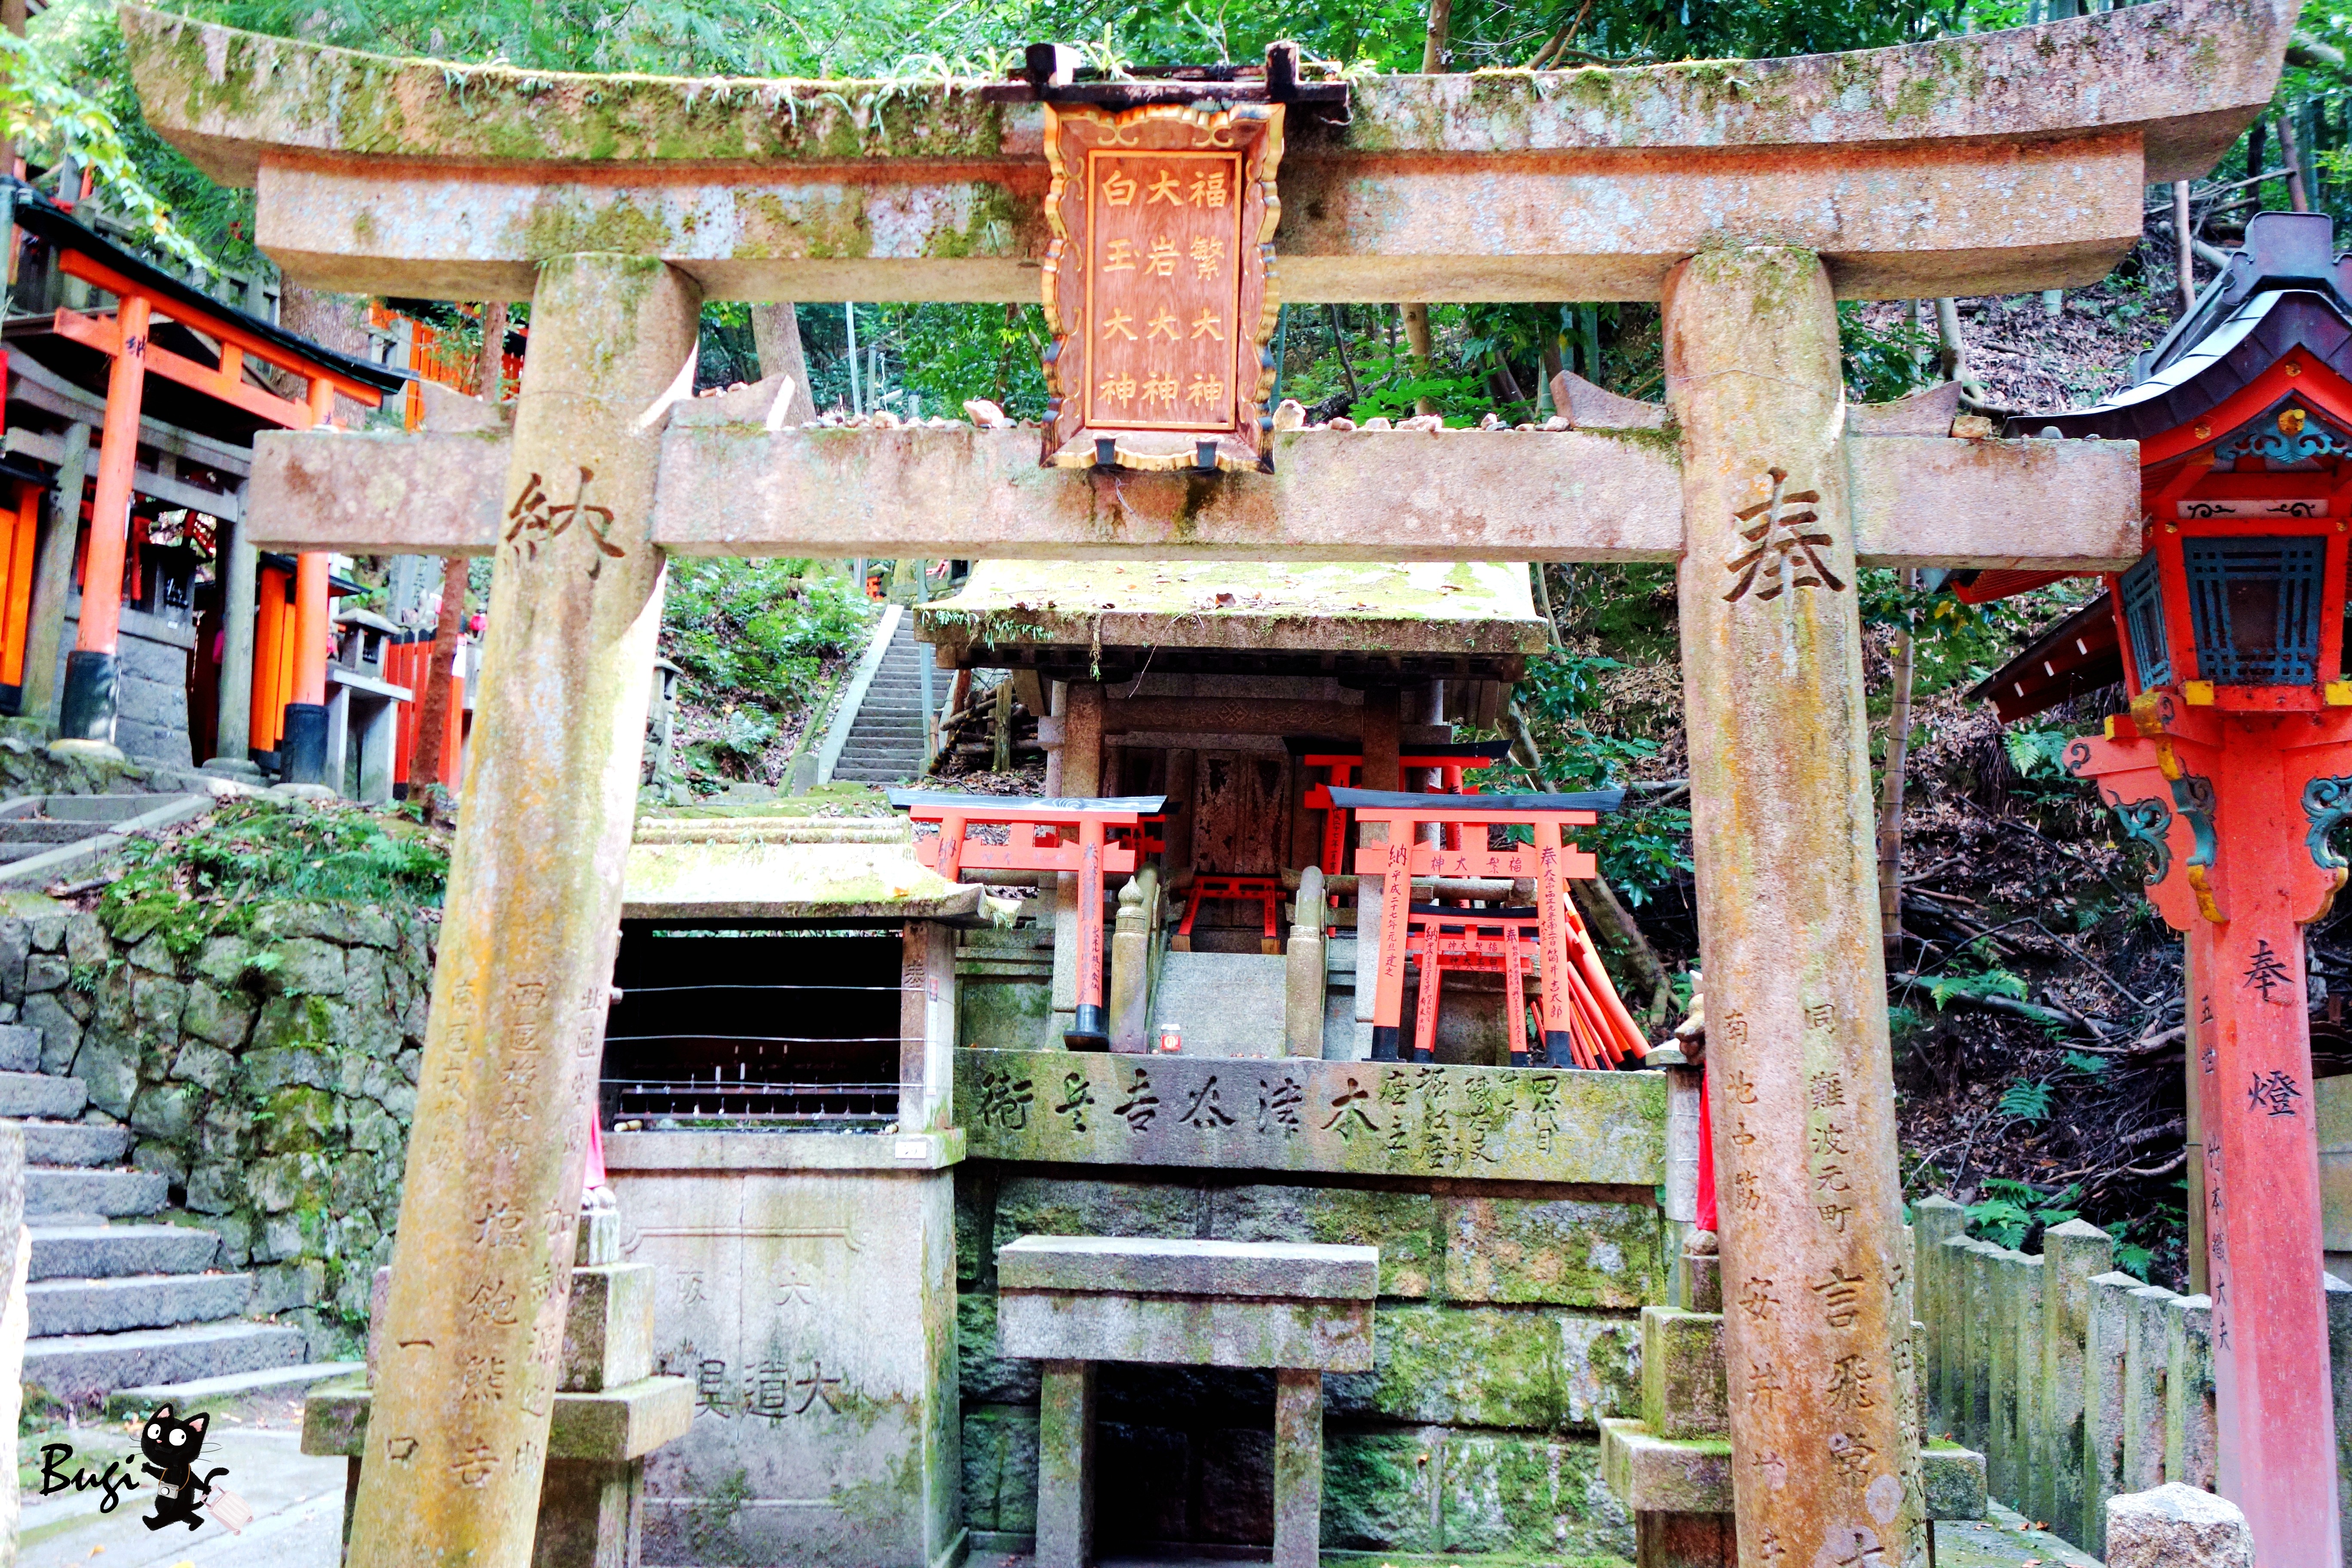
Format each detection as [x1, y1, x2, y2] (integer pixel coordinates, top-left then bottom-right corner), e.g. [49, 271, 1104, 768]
[957, 1166, 1661, 1558]
[0, 898, 431, 1357]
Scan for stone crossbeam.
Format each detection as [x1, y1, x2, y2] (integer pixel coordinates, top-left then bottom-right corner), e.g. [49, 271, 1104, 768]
[249, 422, 2142, 568]
[122, 0, 2289, 303]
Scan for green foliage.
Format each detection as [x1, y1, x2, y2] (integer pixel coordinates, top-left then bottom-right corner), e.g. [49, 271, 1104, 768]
[1966, 1177, 2081, 1250]
[2002, 727, 2078, 779]
[2060, 1049, 2112, 1078]
[877, 303, 1052, 420]
[1996, 1077, 2055, 1123]
[1925, 965, 2027, 1010]
[1510, 646, 1690, 905]
[97, 801, 447, 955]
[1838, 303, 1939, 405]
[0, 21, 206, 270]
[661, 560, 875, 713]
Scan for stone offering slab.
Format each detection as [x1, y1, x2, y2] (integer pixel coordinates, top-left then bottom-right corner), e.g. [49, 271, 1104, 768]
[956, 1049, 1663, 1185]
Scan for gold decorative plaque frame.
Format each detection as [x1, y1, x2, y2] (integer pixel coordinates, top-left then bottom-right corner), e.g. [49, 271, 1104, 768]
[1039, 101, 1284, 472]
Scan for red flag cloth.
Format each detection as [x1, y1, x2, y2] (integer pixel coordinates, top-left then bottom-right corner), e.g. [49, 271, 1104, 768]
[585, 1108, 607, 1191]
[1694, 1066, 1718, 1234]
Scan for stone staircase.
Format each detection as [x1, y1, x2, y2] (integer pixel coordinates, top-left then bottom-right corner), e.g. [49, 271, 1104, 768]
[0, 1024, 309, 1404]
[830, 616, 933, 784]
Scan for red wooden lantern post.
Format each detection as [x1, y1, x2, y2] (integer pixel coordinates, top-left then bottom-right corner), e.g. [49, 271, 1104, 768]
[1972, 214, 2352, 1564]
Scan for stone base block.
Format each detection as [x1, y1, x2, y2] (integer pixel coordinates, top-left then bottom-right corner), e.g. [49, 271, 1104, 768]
[1602, 1419, 1988, 1523]
[301, 1374, 693, 1462]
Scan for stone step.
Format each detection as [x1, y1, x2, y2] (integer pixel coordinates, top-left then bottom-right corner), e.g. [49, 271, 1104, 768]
[23, 1319, 309, 1401]
[0, 1023, 41, 1072]
[102, 1360, 365, 1420]
[30, 1224, 220, 1281]
[0, 821, 112, 845]
[19, 1121, 133, 1168]
[0, 1071, 86, 1119]
[27, 1167, 169, 1219]
[28, 1272, 254, 1337]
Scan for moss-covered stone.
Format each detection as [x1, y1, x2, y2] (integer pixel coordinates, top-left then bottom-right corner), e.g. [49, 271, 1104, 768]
[960, 1405, 1040, 1533]
[957, 1291, 1039, 1405]
[1639, 1306, 1726, 1440]
[1322, 1428, 1440, 1552]
[1437, 1433, 1630, 1560]
[1329, 1304, 1641, 1432]
[1210, 1184, 1437, 1299]
[990, 1174, 1203, 1259]
[1443, 1194, 1665, 1308]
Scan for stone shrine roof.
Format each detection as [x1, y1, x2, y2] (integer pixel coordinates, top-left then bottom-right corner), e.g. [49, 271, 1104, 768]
[915, 560, 1548, 678]
[623, 813, 981, 922]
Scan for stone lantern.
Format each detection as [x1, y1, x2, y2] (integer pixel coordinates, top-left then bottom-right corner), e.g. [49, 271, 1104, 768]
[1967, 211, 2352, 1562]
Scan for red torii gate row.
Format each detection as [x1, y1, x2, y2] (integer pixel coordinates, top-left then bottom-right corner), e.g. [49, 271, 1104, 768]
[6, 181, 400, 775]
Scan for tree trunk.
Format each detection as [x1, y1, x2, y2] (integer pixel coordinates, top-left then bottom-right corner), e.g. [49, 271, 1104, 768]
[2277, 113, 2312, 212]
[1529, 564, 1562, 648]
[1326, 305, 1361, 404]
[278, 282, 377, 425]
[2174, 182, 2198, 314]
[1876, 570, 1918, 965]
[750, 303, 820, 423]
[1403, 304, 1437, 416]
[1400, 0, 1451, 418]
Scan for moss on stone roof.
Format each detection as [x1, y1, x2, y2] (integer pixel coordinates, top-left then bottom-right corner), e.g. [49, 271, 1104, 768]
[916, 560, 1547, 657]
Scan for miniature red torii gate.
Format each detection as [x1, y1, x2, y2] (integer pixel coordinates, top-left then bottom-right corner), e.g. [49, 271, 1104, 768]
[893, 790, 1164, 1050]
[1332, 786, 1645, 1067]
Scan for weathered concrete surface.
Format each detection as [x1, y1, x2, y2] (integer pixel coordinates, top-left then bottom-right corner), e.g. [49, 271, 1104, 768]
[998, 1288, 1374, 1371]
[123, 0, 2291, 301]
[957, 1049, 1666, 1185]
[1035, 1361, 1093, 1568]
[2164, 1293, 2218, 1492]
[2104, 1483, 2254, 1568]
[1642, 1306, 1727, 1441]
[997, 1235, 1378, 1300]
[2037, 1219, 2111, 1546]
[1602, 1419, 1986, 1522]
[2083, 1270, 2139, 1559]
[247, 420, 2144, 568]
[605, 1135, 961, 1568]
[346, 254, 695, 1568]
[303, 1374, 695, 1462]
[1669, 245, 1919, 1566]
[1272, 1367, 1322, 1568]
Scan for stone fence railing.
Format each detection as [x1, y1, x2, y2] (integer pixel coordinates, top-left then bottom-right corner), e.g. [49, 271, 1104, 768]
[1912, 1197, 2352, 1562]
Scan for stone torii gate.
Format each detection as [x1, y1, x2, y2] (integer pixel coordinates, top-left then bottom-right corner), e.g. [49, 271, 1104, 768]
[121, 3, 2288, 1565]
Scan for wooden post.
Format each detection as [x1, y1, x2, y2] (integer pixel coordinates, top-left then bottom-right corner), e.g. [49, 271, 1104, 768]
[1667, 244, 1920, 1568]
[59, 294, 149, 751]
[207, 505, 263, 777]
[19, 421, 87, 732]
[344, 254, 697, 1568]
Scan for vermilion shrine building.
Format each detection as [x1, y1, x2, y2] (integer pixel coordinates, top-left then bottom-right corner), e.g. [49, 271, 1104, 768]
[0, 181, 411, 784]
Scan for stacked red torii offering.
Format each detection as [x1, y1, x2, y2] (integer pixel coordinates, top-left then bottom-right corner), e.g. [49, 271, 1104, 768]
[1328, 787, 1650, 1069]
[1292, 737, 1514, 876]
[892, 790, 1166, 1049]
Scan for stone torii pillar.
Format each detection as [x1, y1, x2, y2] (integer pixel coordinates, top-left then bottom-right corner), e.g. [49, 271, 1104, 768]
[1670, 247, 1917, 1563]
[342, 254, 695, 1565]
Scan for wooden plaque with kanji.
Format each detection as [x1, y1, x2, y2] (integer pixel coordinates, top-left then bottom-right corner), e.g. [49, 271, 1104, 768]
[1040, 102, 1284, 472]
